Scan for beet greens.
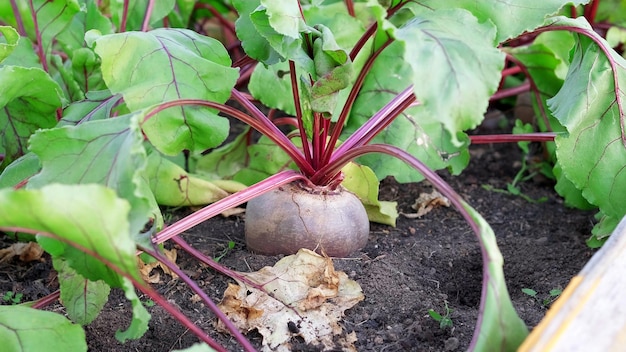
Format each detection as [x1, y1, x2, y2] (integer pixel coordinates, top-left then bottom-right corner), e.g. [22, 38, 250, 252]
[1, 0, 625, 351]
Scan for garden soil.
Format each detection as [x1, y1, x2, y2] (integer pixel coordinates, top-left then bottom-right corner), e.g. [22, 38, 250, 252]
[0, 140, 596, 351]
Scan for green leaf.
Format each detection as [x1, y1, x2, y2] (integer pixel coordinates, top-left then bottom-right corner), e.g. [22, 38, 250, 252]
[412, 0, 587, 44]
[596, 0, 626, 26]
[249, 61, 297, 115]
[428, 309, 442, 321]
[0, 184, 141, 286]
[56, 0, 114, 53]
[302, 3, 367, 50]
[166, 0, 197, 28]
[260, 0, 307, 39]
[553, 162, 594, 209]
[0, 66, 63, 169]
[233, 136, 297, 186]
[391, 8, 505, 147]
[345, 42, 470, 182]
[59, 90, 123, 126]
[68, 47, 108, 97]
[233, 0, 312, 67]
[232, 0, 282, 64]
[341, 162, 398, 226]
[0, 152, 40, 189]
[521, 288, 538, 297]
[27, 114, 159, 242]
[0, 305, 86, 352]
[246, 3, 366, 116]
[0, 26, 19, 63]
[115, 277, 150, 342]
[54, 258, 111, 326]
[462, 202, 528, 350]
[29, 0, 81, 61]
[93, 28, 239, 154]
[195, 127, 252, 180]
[310, 27, 353, 115]
[0, 35, 40, 68]
[145, 150, 245, 206]
[547, 17, 626, 237]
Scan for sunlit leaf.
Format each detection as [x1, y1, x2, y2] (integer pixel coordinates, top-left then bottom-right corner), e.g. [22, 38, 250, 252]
[145, 150, 245, 206]
[0, 184, 141, 286]
[345, 42, 470, 183]
[93, 28, 239, 154]
[0, 306, 86, 351]
[411, 0, 588, 44]
[232, 0, 282, 64]
[341, 162, 398, 226]
[391, 8, 504, 146]
[0, 35, 40, 68]
[27, 114, 159, 241]
[56, 0, 114, 53]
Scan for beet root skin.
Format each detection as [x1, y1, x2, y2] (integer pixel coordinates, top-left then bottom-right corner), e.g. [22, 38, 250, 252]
[244, 182, 370, 257]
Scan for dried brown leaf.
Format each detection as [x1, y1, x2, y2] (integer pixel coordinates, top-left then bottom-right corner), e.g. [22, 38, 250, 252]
[0, 242, 44, 263]
[402, 189, 450, 218]
[217, 249, 363, 351]
[137, 248, 179, 283]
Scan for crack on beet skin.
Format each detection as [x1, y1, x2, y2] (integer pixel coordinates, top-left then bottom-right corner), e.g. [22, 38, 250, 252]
[291, 192, 324, 253]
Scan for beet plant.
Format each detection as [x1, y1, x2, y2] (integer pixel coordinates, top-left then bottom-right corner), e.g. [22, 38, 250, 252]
[0, 0, 625, 351]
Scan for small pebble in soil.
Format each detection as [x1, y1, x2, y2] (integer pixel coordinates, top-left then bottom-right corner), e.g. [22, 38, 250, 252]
[444, 337, 460, 351]
[374, 335, 384, 345]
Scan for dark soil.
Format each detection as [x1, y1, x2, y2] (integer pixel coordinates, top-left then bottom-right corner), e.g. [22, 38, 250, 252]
[0, 141, 596, 351]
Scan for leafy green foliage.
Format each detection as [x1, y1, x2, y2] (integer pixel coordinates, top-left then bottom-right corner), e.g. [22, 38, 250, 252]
[428, 301, 453, 329]
[92, 28, 239, 155]
[463, 203, 528, 350]
[0, 306, 87, 352]
[0, 184, 150, 341]
[1, 0, 626, 350]
[2, 291, 23, 305]
[54, 258, 111, 326]
[0, 66, 64, 169]
[546, 17, 626, 241]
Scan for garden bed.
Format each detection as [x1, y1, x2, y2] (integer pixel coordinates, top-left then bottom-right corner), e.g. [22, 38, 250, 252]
[0, 141, 595, 351]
